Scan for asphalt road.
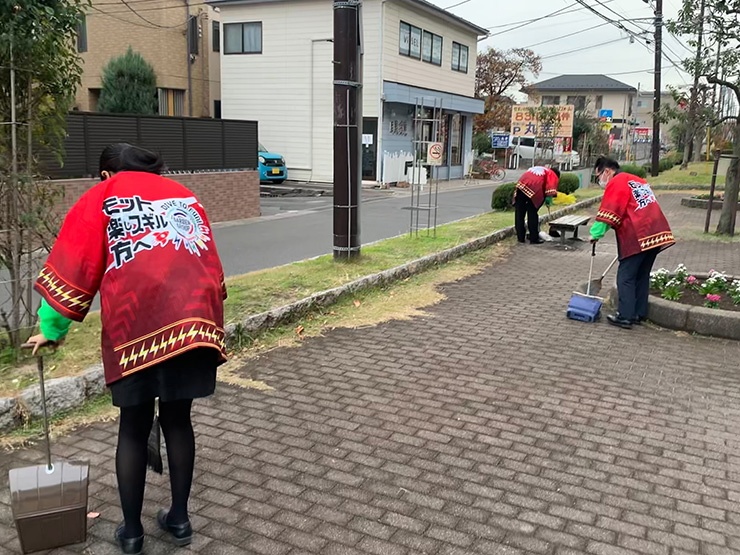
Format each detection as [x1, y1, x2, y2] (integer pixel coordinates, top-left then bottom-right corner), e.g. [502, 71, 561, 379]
[213, 183, 503, 276]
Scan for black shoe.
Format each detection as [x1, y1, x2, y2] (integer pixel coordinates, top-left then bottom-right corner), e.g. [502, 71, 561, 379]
[530, 239, 544, 245]
[632, 317, 645, 325]
[517, 239, 526, 244]
[115, 523, 143, 555]
[607, 313, 633, 329]
[157, 510, 193, 547]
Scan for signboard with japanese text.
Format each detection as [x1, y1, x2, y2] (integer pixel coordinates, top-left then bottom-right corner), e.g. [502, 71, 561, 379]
[510, 105, 574, 138]
[599, 109, 613, 133]
[489, 133, 510, 149]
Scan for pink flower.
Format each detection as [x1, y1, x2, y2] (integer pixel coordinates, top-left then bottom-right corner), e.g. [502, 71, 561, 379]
[687, 276, 697, 285]
[706, 294, 721, 302]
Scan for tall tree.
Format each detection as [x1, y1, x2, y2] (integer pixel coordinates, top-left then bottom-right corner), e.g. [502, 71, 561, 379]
[474, 48, 541, 134]
[98, 47, 157, 114]
[0, 0, 87, 349]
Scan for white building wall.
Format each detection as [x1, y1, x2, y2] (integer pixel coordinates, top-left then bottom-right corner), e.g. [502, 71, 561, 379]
[381, 1, 477, 98]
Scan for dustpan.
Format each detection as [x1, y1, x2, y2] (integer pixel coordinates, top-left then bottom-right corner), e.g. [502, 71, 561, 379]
[8, 354, 89, 554]
[566, 242, 603, 323]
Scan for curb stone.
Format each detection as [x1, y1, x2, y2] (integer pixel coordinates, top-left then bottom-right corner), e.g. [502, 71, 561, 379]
[1, 196, 604, 433]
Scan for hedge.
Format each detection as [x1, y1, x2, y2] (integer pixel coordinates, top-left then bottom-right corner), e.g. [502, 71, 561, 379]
[491, 183, 517, 211]
[558, 173, 580, 195]
[621, 164, 648, 178]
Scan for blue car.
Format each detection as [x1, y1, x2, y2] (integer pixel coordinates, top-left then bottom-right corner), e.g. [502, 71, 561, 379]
[259, 142, 287, 184]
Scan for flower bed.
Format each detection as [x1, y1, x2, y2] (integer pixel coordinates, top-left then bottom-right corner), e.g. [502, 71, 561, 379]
[681, 193, 739, 210]
[650, 266, 740, 312]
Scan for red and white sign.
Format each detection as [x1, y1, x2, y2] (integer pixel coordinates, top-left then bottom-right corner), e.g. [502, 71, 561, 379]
[427, 142, 444, 166]
[635, 127, 650, 138]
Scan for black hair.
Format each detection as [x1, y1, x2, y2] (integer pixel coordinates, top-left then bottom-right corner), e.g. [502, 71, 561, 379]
[594, 156, 620, 173]
[99, 143, 166, 175]
[549, 166, 561, 179]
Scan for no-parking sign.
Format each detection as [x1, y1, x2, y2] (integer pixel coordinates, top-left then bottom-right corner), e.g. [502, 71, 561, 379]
[427, 142, 443, 166]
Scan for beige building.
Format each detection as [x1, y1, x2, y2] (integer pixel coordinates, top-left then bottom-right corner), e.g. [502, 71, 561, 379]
[214, 0, 486, 183]
[74, 0, 221, 118]
[636, 90, 678, 146]
[528, 75, 637, 145]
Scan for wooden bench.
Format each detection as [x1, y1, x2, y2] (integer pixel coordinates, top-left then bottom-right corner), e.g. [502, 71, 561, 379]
[548, 215, 591, 246]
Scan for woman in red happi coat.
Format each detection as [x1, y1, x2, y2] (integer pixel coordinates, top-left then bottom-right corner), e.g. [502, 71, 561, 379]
[28, 143, 227, 554]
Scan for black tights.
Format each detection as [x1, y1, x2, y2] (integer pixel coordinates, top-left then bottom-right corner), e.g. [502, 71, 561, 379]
[116, 398, 195, 538]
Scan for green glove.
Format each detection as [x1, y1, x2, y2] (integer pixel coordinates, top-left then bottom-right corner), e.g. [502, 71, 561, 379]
[590, 220, 610, 241]
[545, 196, 554, 207]
[38, 298, 72, 341]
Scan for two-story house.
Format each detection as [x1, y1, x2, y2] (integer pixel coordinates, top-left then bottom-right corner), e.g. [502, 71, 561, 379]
[211, 0, 487, 183]
[528, 75, 637, 147]
[75, 0, 221, 118]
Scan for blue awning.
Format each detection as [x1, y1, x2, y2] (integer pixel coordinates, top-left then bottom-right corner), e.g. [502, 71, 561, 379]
[383, 81, 484, 114]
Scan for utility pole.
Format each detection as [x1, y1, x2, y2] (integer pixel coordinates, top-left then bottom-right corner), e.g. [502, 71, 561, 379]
[186, 0, 193, 116]
[651, 0, 663, 177]
[681, 0, 706, 169]
[333, 0, 362, 259]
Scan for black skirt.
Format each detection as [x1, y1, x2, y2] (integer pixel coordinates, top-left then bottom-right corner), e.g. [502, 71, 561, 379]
[110, 347, 218, 408]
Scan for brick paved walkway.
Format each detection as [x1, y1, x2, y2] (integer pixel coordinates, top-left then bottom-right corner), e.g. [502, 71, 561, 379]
[1, 194, 739, 555]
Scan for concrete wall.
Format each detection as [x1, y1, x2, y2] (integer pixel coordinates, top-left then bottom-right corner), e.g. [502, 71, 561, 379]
[77, 0, 219, 118]
[56, 171, 260, 223]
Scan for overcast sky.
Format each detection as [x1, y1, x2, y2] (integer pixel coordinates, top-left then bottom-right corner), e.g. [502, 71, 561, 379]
[427, 0, 693, 94]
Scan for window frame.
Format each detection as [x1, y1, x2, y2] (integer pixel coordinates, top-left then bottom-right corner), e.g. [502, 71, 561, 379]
[451, 41, 468, 73]
[224, 21, 263, 55]
[76, 14, 87, 53]
[399, 21, 422, 59]
[212, 20, 220, 53]
[422, 30, 443, 66]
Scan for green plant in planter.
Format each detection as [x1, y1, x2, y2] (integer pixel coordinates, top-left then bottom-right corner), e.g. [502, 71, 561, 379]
[700, 271, 730, 295]
[729, 280, 740, 305]
[650, 268, 670, 290]
[557, 173, 580, 195]
[686, 275, 701, 291]
[491, 183, 517, 211]
[704, 294, 721, 309]
[661, 278, 683, 301]
[673, 263, 689, 283]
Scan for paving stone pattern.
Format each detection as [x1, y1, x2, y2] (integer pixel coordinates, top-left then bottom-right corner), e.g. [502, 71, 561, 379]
[0, 194, 739, 554]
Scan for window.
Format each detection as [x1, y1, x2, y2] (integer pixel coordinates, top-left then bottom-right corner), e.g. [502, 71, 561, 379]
[214, 100, 222, 119]
[541, 95, 560, 106]
[595, 95, 603, 111]
[158, 88, 185, 117]
[422, 31, 442, 65]
[566, 95, 586, 111]
[212, 21, 220, 52]
[399, 22, 422, 59]
[224, 22, 262, 54]
[450, 114, 464, 166]
[451, 42, 468, 73]
[77, 14, 87, 53]
[637, 100, 644, 108]
[188, 16, 199, 55]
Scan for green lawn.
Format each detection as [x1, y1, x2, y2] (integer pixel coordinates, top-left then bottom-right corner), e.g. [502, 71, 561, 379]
[650, 162, 726, 187]
[0, 187, 601, 393]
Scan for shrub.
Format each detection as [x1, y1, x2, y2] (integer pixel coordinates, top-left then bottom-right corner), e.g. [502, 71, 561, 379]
[620, 164, 647, 179]
[99, 47, 157, 114]
[558, 173, 580, 195]
[658, 158, 674, 173]
[491, 183, 516, 211]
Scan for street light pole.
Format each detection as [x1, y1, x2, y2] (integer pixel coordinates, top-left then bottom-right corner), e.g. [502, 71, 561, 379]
[651, 0, 663, 177]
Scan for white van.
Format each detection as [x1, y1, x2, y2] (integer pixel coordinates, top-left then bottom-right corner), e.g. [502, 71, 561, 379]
[508, 137, 579, 168]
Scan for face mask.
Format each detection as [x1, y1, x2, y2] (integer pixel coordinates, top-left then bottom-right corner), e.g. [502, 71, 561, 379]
[598, 172, 610, 187]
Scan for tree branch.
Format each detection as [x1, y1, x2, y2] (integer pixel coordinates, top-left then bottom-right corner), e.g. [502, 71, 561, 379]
[705, 74, 740, 101]
[711, 115, 740, 126]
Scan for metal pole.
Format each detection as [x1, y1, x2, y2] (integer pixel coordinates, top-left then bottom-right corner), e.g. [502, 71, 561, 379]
[37, 357, 53, 471]
[705, 149, 721, 233]
[186, 0, 193, 116]
[333, 0, 362, 258]
[26, 79, 33, 328]
[651, 0, 663, 177]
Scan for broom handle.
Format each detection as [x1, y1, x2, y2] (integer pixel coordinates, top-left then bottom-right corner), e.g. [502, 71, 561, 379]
[602, 255, 619, 279]
[37, 356, 53, 472]
[587, 242, 596, 296]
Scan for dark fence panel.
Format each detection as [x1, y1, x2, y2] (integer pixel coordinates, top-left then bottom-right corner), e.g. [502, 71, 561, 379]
[43, 112, 258, 179]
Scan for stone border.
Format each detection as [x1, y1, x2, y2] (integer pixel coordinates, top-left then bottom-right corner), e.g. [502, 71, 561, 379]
[681, 197, 739, 210]
[0, 195, 604, 432]
[609, 272, 740, 341]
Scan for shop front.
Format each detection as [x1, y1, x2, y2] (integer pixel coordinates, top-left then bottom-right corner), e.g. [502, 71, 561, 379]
[378, 82, 483, 185]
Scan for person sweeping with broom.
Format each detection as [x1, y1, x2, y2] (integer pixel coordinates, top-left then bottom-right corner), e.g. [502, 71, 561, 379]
[26, 143, 227, 554]
[590, 156, 674, 329]
[514, 165, 560, 244]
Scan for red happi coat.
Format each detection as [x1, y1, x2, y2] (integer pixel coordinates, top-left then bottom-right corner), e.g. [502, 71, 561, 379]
[35, 171, 227, 385]
[595, 172, 675, 260]
[515, 166, 559, 208]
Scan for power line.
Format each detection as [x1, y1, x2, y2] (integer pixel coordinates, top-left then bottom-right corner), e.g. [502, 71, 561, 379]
[520, 21, 609, 49]
[90, 5, 185, 29]
[486, 2, 580, 36]
[540, 36, 628, 60]
[444, 0, 472, 8]
[118, 0, 186, 28]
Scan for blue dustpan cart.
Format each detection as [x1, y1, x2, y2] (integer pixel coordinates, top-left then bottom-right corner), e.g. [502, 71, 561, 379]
[567, 292, 603, 322]
[567, 242, 603, 322]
